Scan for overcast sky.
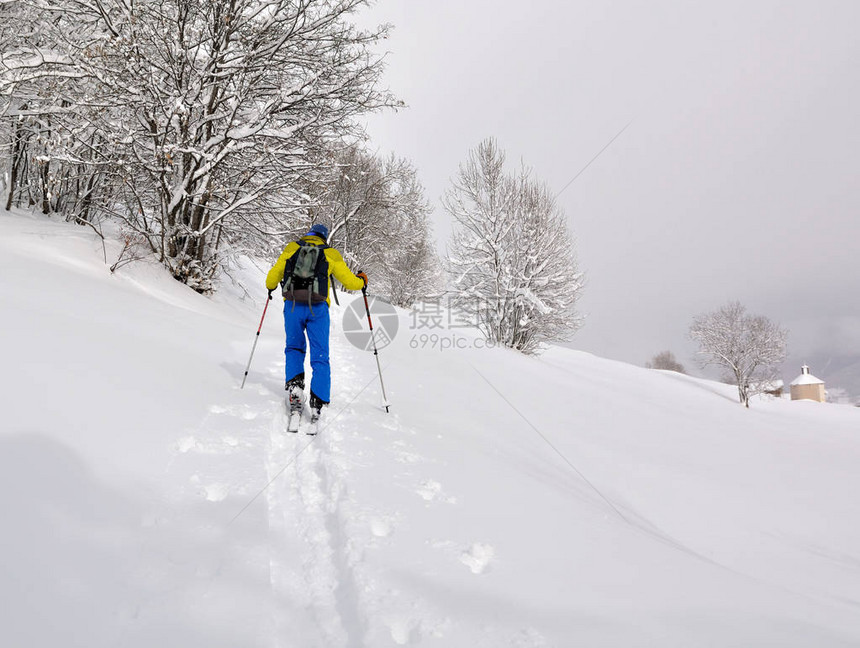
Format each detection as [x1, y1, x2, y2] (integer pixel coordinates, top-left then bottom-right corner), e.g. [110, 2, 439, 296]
[358, 0, 859, 377]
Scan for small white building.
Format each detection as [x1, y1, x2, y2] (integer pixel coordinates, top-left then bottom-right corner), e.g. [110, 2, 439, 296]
[790, 365, 826, 402]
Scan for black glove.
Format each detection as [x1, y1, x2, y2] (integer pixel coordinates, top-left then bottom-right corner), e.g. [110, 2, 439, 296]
[267, 289, 273, 300]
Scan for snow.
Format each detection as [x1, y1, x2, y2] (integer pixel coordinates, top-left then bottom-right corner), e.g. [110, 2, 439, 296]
[2, 209, 860, 647]
[791, 372, 825, 386]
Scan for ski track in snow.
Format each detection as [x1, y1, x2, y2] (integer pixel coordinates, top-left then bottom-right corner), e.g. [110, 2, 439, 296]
[160, 322, 580, 647]
[165, 325, 543, 647]
[8, 210, 860, 648]
[257, 337, 471, 647]
[264, 355, 369, 647]
[163, 328, 848, 648]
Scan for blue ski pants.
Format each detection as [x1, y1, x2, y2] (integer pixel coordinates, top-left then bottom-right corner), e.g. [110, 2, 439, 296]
[283, 301, 331, 403]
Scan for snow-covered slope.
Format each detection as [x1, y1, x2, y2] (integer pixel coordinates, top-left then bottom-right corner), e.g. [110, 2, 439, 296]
[2, 210, 860, 647]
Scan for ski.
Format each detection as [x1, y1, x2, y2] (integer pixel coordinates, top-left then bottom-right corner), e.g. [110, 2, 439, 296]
[305, 408, 321, 436]
[287, 409, 302, 433]
[286, 384, 304, 433]
[285, 387, 322, 435]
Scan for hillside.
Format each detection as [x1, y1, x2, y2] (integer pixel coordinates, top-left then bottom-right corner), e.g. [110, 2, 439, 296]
[2, 209, 860, 647]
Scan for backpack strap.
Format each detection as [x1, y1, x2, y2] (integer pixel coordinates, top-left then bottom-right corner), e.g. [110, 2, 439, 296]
[314, 243, 329, 299]
[281, 239, 304, 293]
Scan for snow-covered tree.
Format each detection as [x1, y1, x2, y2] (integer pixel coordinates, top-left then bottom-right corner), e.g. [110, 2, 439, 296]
[302, 144, 441, 306]
[645, 350, 686, 373]
[444, 138, 583, 354]
[689, 301, 788, 407]
[0, 1, 118, 224]
[382, 210, 442, 308]
[2, 0, 397, 292]
[0, 1, 66, 213]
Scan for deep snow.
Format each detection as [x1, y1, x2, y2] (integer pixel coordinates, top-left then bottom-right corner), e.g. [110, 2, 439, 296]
[2, 209, 859, 647]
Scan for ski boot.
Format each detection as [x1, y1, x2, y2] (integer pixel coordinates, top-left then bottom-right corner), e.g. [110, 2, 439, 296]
[286, 377, 305, 433]
[307, 392, 327, 435]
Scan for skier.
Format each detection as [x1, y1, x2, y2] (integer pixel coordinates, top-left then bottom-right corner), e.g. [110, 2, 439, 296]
[266, 224, 368, 430]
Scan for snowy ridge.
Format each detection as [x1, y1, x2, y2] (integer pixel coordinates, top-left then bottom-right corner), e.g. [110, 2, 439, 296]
[2, 209, 860, 647]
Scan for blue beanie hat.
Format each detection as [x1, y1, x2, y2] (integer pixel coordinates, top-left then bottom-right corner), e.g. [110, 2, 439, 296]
[307, 223, 329, 240]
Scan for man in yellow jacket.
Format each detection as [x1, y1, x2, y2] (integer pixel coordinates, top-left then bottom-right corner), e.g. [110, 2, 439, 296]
[266, 224, 367, 420]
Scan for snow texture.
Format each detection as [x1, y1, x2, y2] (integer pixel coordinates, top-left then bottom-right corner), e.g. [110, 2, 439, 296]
[2, 209, 860, 647]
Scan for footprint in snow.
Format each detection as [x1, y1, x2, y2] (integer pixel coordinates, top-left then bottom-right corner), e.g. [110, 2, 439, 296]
[395, 449, 423, 465]
[202, 483, 230, 502]
[176, 436, 198, 453]
[460, 543, 495, 575]
[189, 475, 230, 502]
[174, 435, 242, 454]
[417, 480, 441, 501]
[208, 403, 258, 420]
[392, 440, 421, 464]
[370, 516, 395, 538]
[510, 627, 549, 647]
[416, 480, 456, 504]
[386, 616, 421, 645]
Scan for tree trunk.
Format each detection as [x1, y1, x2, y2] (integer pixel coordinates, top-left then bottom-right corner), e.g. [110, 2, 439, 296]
[5, 119, 27, 211]
[39, 160, 51, 214]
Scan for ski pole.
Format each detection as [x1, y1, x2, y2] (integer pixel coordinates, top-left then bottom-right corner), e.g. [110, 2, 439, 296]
[361, 287, 390, 413]
[241, 294, 271, 389]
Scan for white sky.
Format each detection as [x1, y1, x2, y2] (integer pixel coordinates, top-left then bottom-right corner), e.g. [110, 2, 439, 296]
[358, 0, 860, 374]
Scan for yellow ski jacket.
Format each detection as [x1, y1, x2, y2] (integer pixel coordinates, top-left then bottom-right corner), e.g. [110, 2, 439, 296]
[265, 235, 365, 306]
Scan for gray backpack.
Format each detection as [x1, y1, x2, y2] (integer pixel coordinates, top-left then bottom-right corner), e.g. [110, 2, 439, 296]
[282, 241, 329, 305]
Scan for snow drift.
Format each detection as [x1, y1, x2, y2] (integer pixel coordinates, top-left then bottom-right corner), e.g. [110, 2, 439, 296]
[2, 209, 859, 647]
